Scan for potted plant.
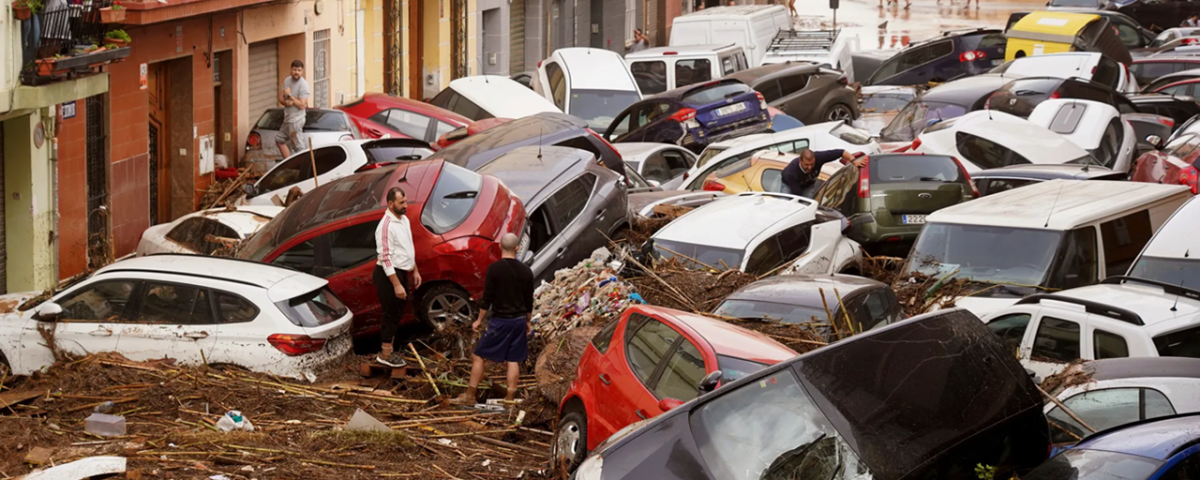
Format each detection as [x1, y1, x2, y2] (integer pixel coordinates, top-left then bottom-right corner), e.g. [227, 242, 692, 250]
[105, 29, 131, 48]
[11, 0, 42, 20]
[35, 55, 64, 76]
[100, 1, 124, 23]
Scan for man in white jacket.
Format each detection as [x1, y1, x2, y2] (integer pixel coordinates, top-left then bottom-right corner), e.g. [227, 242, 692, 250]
[373, 187, 423, 367]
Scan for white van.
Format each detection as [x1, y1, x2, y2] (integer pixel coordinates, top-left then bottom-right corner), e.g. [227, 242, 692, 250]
[760, 29, 861, 82]
[903, 180, 1192, 318]
[669, 5, 792, 66]
[534, 48, 642, 131]
[625, 44, 751, 96]
[1127, 196, 1200, 286]
[429, 75, 561, 121]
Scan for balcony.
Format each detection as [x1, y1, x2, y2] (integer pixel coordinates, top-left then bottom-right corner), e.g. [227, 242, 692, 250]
[116, 0, 275, 25]
[17, 0, 131, 86]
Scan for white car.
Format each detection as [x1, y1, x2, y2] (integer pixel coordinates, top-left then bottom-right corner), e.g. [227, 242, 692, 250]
[980, 276, 1200, 380]
[429, 75, 562, 121]
[1042, 357, 1200, 444]
[993, 52, 1139, 93]
[681, 121, 881, 191]
[1127, 196, 1200, 286]
[1028, 99, 1137, 174]
[647, 192, 862, 275]
[0, 255, 353, 380]
[617, 143, 697, 190]
[1150, 27, 1200, 48]
[853, 85, 919, 137]
[912, 110, 1097, 173]
[242, 138, 433, 207]
[136, 206, 284, 256]
[534, 48, 642, 131]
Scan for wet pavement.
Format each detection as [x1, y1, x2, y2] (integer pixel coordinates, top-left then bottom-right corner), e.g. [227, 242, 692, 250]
[792, 0, 1046, 50]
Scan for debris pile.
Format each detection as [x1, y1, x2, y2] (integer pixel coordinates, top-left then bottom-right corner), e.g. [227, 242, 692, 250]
[1039, 360, 1093, 395]
[530, 248, 637, 340]
[627, 257, 757, 313]
[200, 169, 259, 210]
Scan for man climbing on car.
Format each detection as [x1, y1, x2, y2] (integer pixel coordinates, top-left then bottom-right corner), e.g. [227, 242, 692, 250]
[781, 149, 866, 199]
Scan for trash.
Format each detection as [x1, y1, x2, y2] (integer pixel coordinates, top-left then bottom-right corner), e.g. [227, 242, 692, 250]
[22, 456, 126, 480]
[215, 410, 254, 432]
[24, 446, 54, 465]
[210, 475, 232, 480]
[346, 408, 391, 433]
[93, 401, 115, 413]
[437, 439, 455, 446]
[515, 410, 526, 425]
[84, 413, 126, 437]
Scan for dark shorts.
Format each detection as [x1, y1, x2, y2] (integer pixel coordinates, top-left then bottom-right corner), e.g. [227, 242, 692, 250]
[473, 316, 529, 363]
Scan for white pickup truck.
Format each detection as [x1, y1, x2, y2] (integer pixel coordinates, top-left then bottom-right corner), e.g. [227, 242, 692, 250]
[761, 29, 861, 82]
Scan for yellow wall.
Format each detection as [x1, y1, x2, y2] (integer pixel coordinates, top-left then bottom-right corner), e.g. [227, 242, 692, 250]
[3, 109, 57, 292]
[364, 0, 385, 94]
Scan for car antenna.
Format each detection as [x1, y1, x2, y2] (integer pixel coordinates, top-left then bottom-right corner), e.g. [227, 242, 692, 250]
[1172, 280, 1185, 312]
[537, 126, 544, 160]
[1043, 182, 1066, 228]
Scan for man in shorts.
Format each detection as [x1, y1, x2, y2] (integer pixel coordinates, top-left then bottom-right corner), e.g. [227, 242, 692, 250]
[277, 60, 310, 158]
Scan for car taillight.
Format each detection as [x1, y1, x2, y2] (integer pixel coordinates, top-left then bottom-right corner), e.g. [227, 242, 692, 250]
[1185, 38, 1199, 45]
[857, 156, 871, 198]
[949, 156, 980, 197]
[1160, 117, 1176, 128]
[959, 50, 986, 62]
[268, 334, 327, 356]
[1180, 165, 1199, 194]
[669, 108, 698, 123]
[755, 92, 768, 110]
[911, 138, 922, 150]
[339, 134, 354, 141]
[703, 179, 725, 191]
[1050, 91, 1061, 99]
[663, 51, 678, 55]
[433, 236, 495, 255]
[586, 128, 624, 162]
[247, 132, 261, 150]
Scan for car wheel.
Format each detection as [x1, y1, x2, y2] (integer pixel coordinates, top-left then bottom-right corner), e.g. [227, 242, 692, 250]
[555, 407, 589, 472]
[825, 103, 854, 122]
[420, 284, 476, 332]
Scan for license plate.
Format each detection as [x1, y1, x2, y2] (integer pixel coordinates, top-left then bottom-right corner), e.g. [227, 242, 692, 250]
[716, 102, 748, 117]
[903, 215, 926, 225]
[991, 59, 1003, 66]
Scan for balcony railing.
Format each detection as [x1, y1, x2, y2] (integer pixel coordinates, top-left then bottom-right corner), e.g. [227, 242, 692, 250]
[19, 0, 130, 85]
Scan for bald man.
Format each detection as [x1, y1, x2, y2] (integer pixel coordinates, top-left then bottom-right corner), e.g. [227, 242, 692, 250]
[453, 233, 535, 405]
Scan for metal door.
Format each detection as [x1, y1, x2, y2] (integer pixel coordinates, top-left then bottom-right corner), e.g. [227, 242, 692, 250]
[247, 40, 279, 125]
[0, 124, 5, 294]
[452, 0, 468, 79]
[313, 30, 331, 108]
[85, 95, 108, 269]
[510, 0, 526, 74]
[384, 0, 404, 95]
[148, 120, 160, 225]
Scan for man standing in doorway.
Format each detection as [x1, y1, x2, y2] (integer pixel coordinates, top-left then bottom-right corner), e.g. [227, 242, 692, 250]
[628, 29, 651, 53]
[452, 233, 534, 406]
[781, 148, 865, 198]
[374, 187, 423, 367]
[277, 60, 311, 158]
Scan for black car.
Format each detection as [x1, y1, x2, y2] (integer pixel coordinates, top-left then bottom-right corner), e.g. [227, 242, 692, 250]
[985, 76, 1140, 118]
[572, 308, 1051, 480]
[712, 274, 904, 338]
[865, 29, 1008, 86]
[973, 164, 1127, 196]
[1131, 57, 1200, 85]
[604, 79, 771, 153]
[724, 62, 860, 124]
[1007, 10, 1155, 49]
[1129, 93, 1200, 128]
[878, 73, 1011, 143]
[424, 112, 623, 173]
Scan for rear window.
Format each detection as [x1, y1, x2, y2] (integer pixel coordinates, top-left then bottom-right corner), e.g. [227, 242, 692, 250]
[1154, 325, 1200, 358]
[713, 157, 753, 179]
[276, 287, 349, 327]
[696, 147, 728, 168]
[647, 238, 744, 270]
[870, 155, 964, 184]
[959, 32, 1007, 50]
[716, 355, 769, 383]
[862, 92, 915, 112]
[420, 162, 483, 234]
[631, 61, 668, 95]
[712, 298, 828, 325]
[879, 101, 969, 143]
[255, 110, 353, 132]
[682, 82, 752, 106]
[996, 78, 1062, 97]
[1128, 256, 1200, 288]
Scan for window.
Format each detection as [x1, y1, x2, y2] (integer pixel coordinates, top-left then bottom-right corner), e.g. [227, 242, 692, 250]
[445, 92, 493, 121]
[625, 315, 681, 385]
[591, 319, 620, 354]
[361, 139, 434, 165]
[745, 238, 784, 275]
[717, 355, 766, 383]
[735, 52, 748, 71]
[526, 206, 556, 255]
[1158, 452, 1200, 480]
[370, 109, 433, 139]
[1032, 316, 1081, 362]
[421, 162, 484, 234]
[675, 59, 712, 88]
[545, 62, 568, 111]
[549, 174, 596, 229]
[661, 150, 693, 178]
[435, 121, 457, 139]
[683, 82, 752, 105]
[216, 292, 259, 324]
[719, 55, 736, 76]
[641, 154, 671, 183]
[762, 169, 783, 192]
[1094, 329, 1129, 359]
[327, 221, 378, 271]
[955, 132, 1032, 169]
[276, 287, 349, 327]
[630, 61, 668, 95]
[429, 88, 456, 110]
[987, 314, 1031, 354]
[870, 154, 963, 184]
[977, 178, 1038, 196]
[1093, 58, 1122, 89]
[257, 147, 348, 193]
[1161, 84, 1194, 97]
[870, 41, 953, 82]
[1154, 326, 1200, 358]
[777, 74, 808, 95]
[166, 218, 240, 255]
[273, 238, 321, 274]
[1047, 388, 1176, 443]
[850, 288, 903, 332]
[756, 81, 783, 103]
[136, 282, 216, 325]
[1100, 210, 1153, 276]
[654, 339, 706, 401]
[775, 222, 814, 260]
[1047, 226, 1098, 289]
[58, 280, 138, 322]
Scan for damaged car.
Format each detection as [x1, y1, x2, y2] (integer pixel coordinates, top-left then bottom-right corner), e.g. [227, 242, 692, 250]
[713, 274, 904, 336]
[0, 255, 353, 380]
[570, 308, 1052, 480]
[136, 206, 283, 256]
[426, 112, 624, 174]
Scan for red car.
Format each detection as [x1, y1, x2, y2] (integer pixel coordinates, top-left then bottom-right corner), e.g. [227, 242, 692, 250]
[236, 158, 526, 350]
[435, 117, 513, 150]
[1131, 132, 1200, 194]
[336, 93, 474, 145]
[554, 305, 796, 469]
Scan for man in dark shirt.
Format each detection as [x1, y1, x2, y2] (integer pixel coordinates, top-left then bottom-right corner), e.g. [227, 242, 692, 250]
[780, 148, 865, 198]
[452, 232, 535, 405]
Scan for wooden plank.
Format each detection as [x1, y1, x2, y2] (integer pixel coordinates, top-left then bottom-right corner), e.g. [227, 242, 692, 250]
[0, 389, 42, 411]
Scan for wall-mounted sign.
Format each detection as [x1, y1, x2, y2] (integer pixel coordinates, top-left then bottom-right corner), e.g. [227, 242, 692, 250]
[33, 122, 45, 149]
[62, 101, 76, 119]
[140, 63, 148, 90]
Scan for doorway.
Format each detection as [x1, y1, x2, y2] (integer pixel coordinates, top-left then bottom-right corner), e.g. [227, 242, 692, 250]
[146, 57, 194, 224]
[213, 51, 235, 165]
[85, 94, 109, 269]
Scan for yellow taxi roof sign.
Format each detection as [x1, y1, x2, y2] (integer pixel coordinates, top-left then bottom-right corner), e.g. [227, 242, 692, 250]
[1011, 11, 1101, 37]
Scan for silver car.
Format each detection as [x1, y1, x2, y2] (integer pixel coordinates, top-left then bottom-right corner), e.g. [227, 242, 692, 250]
[616, 142, 697, 190]
[244, 108, 362, 172]
[477, 146, 629, 282]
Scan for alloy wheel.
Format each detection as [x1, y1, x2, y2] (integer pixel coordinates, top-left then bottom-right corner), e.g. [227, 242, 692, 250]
[555, 420, 583, 460]
[826, 104, 854, 122]
[426, 292, 473, 330]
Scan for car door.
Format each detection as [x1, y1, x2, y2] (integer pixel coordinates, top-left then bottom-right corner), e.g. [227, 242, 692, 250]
[34, 279, 138, 357]
[639, 152, 673, 186]
[643, 332, 709, 417]
[593, 313, 676, 440]
[775, 73, 817, 119]
[985, 310, 1037, 359]
[1045, 387, 1176, 444]
[1026, 312, 1088, 379]
[112, 279, 221, 366]
[542, 173, 604, 277]
[659, 148, 696, 189]
[370, 109, 435, 142]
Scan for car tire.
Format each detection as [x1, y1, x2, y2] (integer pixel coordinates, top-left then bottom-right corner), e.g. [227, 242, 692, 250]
[419, 283, 476, 332]
[555, 407, 589, 472]
[825, 103, 855, 122]
[0, 351, 10, 378]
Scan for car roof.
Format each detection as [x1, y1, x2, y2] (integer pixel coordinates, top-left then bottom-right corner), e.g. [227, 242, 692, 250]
[649, 307, 797, 364]
[706, 120, 841, 153]
[927, 179, 1190, 230]
[448, 76, 561, 116]
[476, 146, 591, 202]
[625, 44, 741, 59]
[674, 4, 784, 18]
[1028, 99, 1119, 150]
[941, 109, 1091, 159]
[615, 142, 675, 161]
[1076, 413, 1200, 460]
[726, 62, 821, 83]
[1086, 357, 1200, 382]
[1032, 281, 1200, 332]
[96, 254, 327, 302]
[653, 193, 814, 249]
[348, 93, 472, 125]
[1140, 196, 1199, 259]
[430, 112, 590, 170]
[1128, 92, 1200, 104]
[1003, 52, 1100, 78]
[1134, 56, 1200, 63]
[549, 48, 636, 91]
[972, 164, 1121, 180]
[725, 274, 884, 307]
[649, 78, 747, 102]
[921, 74, 1016, 105]
[199, 206, 284, 234]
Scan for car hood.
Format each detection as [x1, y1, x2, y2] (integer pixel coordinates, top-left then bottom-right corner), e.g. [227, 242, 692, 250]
[0, 291, 48, 318]
[941, 296, 1020, 319]
[628, 191, 724, 217]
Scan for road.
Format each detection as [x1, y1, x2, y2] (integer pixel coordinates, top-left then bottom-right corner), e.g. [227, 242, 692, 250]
[792, 0, 1047, 50]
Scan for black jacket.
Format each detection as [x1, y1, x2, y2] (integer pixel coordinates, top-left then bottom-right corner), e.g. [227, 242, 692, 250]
[781, 149, 846, 194]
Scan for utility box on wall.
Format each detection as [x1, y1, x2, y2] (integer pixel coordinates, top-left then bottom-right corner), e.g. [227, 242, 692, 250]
[423, 71, 442, 100]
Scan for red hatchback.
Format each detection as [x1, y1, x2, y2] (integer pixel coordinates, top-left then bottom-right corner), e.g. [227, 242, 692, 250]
[337, 93, 474, 145]
[554, 305, 796, 469]
[1131, 132, 1200, 194]
[236, 159, 526, 350]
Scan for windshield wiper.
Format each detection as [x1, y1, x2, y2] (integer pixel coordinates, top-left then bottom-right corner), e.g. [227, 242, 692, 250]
[441, 191, 478, 199]
[917, 176, 948, 182]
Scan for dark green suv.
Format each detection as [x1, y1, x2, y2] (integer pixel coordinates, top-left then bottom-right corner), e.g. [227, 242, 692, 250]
[813, 153, 976, 255]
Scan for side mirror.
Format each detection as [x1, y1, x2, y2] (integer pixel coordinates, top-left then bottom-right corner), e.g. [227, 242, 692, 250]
[35, 302, 62, 321]
[242, 183, 257, 197]
[520, 251, 534, 266]
[647, 179, 661, 188]
[658, 398, 685, 411]
[1146, 135, 1163, 149]
[395, 154, 422, 161]
[698, 370, 723, 395]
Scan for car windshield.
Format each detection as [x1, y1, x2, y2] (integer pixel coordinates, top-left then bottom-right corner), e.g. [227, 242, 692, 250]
[862, 92, 915, 112]
[682, 82, 752, 106]
[420, 162, 483, 234]
[275, 287, 349, 328]
[712, 298, 829, 324]
[770, 113, 804, 132]
[1128, 256, 1200, 287]
[1022, 449, 1161, 480]
[624, 165, 654, 189]
[904, 223, 1062, 288]
[569, 89, 641, 131]
[696, 147, 728, 169]
[716, 355, 769, 383]
[648, 238, 744, 270]
[831, 124, 872, 145]
[691, 368, 868, 480]
[880, 101, 969, 142]
[871, 155, 964, 184]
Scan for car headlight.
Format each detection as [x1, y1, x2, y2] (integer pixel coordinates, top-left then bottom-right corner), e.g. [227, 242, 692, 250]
[575, 454, 603, 480]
